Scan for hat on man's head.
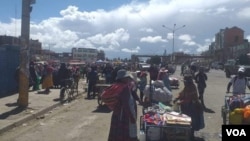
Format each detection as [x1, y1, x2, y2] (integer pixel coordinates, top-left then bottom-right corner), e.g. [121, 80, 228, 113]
[238, 67, 245, 73]
[116, 69, 131, 80]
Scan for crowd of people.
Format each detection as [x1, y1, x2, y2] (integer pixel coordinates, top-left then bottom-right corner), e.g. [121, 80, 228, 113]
[28, 60, 250, 140]
[97, 63, 206, 140]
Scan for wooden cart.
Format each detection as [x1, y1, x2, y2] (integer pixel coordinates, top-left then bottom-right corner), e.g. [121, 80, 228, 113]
[95, 83, 111, 106]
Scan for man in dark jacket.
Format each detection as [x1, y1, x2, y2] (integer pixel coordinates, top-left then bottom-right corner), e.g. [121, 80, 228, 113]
[87, 66, 99, 99]
[57, 63, 71, 83]
[29, 61, 38, 91]
[57, 63, 71, 98]
[195, 67, 208, 108]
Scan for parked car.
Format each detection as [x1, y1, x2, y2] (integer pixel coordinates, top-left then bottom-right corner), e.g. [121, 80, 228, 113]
[224, 59, 250, 78]
[197, 65, 210, 73]
[138, 63, 150, 71]
[211, 62, 224, 70]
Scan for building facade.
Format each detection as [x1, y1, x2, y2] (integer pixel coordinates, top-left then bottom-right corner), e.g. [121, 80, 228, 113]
[0, 35, 43, 61]
[72, 47, 98, 63]
[209, 26, 250, 63]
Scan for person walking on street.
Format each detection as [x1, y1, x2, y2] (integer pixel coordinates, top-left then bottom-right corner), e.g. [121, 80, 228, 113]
[29, 61, 39, 91]
[180, 63, 186, 76]
[57, 63, 71, 99]
[102, 63, 114, 84]
[195, 67, 208, 108]
[138, 70, 147, 102]
[108, 69, 139, 141]
[87, 66, 99, 99]
[227, 67, 250, 95]
[41, 63, 54, 94]
[148, 64, 159, 82]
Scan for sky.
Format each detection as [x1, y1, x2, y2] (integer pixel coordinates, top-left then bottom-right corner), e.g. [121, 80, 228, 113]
[1, 0, 250, 59]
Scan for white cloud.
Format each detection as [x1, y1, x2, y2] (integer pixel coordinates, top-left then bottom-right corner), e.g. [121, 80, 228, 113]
[1, 0, 250, 58]
[121, 46, 140, 53]
[0, 19, 21, 36]
[215, 7, 228, 14]
[140, 36, 166, 43]
[247, 35, 250, 41]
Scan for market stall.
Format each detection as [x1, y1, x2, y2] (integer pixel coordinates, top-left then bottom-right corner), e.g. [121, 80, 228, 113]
[140, 102, 192, 141]
[139, 79, 192, 141]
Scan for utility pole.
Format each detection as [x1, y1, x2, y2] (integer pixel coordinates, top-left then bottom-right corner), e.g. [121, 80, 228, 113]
[162, 24, 186, 63]
[17, 0, 36, 107]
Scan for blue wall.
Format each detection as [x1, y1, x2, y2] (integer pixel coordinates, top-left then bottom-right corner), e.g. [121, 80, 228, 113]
[0, 45, 20, 97]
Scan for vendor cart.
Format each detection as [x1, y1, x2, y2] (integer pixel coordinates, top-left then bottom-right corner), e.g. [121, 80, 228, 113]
[95, 83, 111, 106]
[221, 94, 232, 125]
[140, 103, 192, 141]
[221, 93, 250, 125]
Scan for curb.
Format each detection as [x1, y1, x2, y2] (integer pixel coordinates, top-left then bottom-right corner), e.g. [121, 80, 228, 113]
[0, 102, 61, 135]
[0, 91, 85, 135]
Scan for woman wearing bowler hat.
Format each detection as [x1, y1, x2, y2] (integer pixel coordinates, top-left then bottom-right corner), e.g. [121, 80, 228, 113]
[108, 69, 139, 141]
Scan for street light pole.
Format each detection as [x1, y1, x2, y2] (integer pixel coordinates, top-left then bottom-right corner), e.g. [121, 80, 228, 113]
[162, 24, 185, 63]
[18, 0, 36, 107]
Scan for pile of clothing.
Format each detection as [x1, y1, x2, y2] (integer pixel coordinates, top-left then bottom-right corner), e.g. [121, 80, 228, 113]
[143, 80, 172, 104]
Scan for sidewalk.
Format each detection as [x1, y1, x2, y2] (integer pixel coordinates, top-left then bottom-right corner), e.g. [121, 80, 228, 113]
[0, 80, 87, 135]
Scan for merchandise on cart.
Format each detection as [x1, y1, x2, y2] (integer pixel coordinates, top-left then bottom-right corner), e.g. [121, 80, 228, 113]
[143, 80, 172, 105]
[140, 102, 192, 141]
[222, 94, 250, 125]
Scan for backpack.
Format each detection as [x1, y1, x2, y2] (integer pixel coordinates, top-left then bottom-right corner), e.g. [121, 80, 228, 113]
[233, 76, 247, 85]
[101, 83, 127, 110]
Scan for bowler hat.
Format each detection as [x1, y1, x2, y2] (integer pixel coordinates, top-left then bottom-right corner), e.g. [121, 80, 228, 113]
[116, 69, 131, 80]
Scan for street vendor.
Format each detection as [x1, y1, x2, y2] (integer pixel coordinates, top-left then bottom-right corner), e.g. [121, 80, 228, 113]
[173, 75, 205, 140]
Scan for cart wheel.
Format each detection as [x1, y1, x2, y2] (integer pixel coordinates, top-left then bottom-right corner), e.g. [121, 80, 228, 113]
[97, 95, 103, 106]
[221, 106, 227, 125]
[97, 88, 103, 106]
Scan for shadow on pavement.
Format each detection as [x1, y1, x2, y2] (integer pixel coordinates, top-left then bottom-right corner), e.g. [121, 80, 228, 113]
[5, 102, 19, 107]
[53, 98, 61, 102]
[0, 105, 26, 119]
[36, 91, 50, 94]
[92, 105, 112, 113]
[203, 107, 215, 113]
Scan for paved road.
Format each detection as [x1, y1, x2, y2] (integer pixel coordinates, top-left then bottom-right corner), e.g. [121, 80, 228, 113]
[0, 66, 241, 141]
